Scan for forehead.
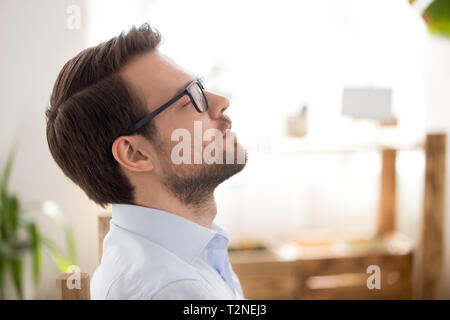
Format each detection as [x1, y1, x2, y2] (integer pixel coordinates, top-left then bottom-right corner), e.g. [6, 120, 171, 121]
[120, 50, 194, 111]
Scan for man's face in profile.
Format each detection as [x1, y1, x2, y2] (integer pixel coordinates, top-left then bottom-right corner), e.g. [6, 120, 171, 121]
[117, 50, 247, 206]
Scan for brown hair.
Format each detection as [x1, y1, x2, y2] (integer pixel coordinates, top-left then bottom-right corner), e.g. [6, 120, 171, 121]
[45, 23, 161, 208]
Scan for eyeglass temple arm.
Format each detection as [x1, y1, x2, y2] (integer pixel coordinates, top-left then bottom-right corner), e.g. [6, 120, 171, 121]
[126, 90, 188, 135]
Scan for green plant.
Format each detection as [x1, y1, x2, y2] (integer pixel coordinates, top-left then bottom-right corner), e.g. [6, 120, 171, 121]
[298, 104, 308, 117]
[410, 0, 450, 38]
[0, 146, 77, 299]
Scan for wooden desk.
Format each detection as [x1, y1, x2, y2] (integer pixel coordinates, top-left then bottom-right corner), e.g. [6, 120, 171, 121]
[230, 232, 414, 299]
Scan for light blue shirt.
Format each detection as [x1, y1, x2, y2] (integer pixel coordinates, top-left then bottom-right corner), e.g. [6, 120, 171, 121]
[91, 203, 245, 299]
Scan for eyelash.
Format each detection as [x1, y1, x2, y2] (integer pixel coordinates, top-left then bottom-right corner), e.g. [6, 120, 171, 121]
[181, 99, 191, 108]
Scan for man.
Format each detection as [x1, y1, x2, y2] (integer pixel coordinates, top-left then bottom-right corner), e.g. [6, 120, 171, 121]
[45, 23, 247, 299]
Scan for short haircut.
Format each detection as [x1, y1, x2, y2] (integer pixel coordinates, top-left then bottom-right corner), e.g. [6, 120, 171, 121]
[46, 23, 161, 208]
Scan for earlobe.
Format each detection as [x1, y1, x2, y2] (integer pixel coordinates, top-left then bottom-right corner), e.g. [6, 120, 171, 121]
[111, 136, 154, 172]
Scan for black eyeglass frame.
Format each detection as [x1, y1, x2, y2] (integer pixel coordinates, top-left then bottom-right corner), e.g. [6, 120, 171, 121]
[125, 79, 208, 136]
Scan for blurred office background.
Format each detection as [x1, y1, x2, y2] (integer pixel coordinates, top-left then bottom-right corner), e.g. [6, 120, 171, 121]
[1, 0, 450, 299]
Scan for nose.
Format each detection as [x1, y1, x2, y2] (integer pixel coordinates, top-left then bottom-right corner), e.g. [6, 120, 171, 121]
[205, 91, 230, 119]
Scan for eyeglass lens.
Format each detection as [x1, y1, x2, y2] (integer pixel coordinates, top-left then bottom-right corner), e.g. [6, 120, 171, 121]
[188, 82, 207, 112]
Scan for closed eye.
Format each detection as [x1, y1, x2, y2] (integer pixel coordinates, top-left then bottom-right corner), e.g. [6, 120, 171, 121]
[180, 98, 192, 108]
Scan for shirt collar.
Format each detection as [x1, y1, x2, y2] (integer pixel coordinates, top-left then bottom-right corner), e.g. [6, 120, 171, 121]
[111, 203, 229, 264]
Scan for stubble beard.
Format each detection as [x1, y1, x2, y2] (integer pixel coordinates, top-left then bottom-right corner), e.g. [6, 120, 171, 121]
[155, 137, 248, 208]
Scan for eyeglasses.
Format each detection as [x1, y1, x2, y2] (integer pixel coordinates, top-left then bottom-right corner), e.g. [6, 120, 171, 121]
[126, 79, 209, 135]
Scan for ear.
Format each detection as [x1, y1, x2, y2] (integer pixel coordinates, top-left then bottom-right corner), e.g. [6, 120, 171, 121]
[111, 136, 154, 173]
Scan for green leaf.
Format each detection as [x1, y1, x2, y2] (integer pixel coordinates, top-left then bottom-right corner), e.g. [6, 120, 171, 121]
[5, 195, 19, 236]
[0, 146, 17, 242]
[0, 145, 17, 202]
[0, 143, 78, 298]
[65, 228, 77, 265]
[39, 236, 74, 273]
[9, 255, 23, 299]
[423, 0, 450, 38]
[41, 201, 77, 264]
[0, 250, 5, 300]
[22, 219, 41, 286]
[0, 205, 5, 241]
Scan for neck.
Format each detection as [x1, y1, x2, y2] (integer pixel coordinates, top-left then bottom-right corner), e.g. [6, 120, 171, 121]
[133, 182, 217, 229]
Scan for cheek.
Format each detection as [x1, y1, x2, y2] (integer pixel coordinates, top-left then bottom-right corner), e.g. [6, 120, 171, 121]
[155, 115, 188, 143]
[171, 117, 212, 139]
[158, 115, 217, 153]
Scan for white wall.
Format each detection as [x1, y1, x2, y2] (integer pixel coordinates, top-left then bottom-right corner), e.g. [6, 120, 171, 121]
[0, 0, 101, 299]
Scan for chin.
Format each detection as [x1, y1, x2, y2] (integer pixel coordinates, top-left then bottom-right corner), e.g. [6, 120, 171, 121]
[223, 141, 247, 165]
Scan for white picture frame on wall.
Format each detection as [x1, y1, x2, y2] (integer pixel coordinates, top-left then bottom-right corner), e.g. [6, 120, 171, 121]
[342, 87, 394, 124]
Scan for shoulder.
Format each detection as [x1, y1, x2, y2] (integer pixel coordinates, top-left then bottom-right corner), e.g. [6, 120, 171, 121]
[93, 274, 223, 300]
[91, 223, 203, 299]
[150, 279, 224, 300]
